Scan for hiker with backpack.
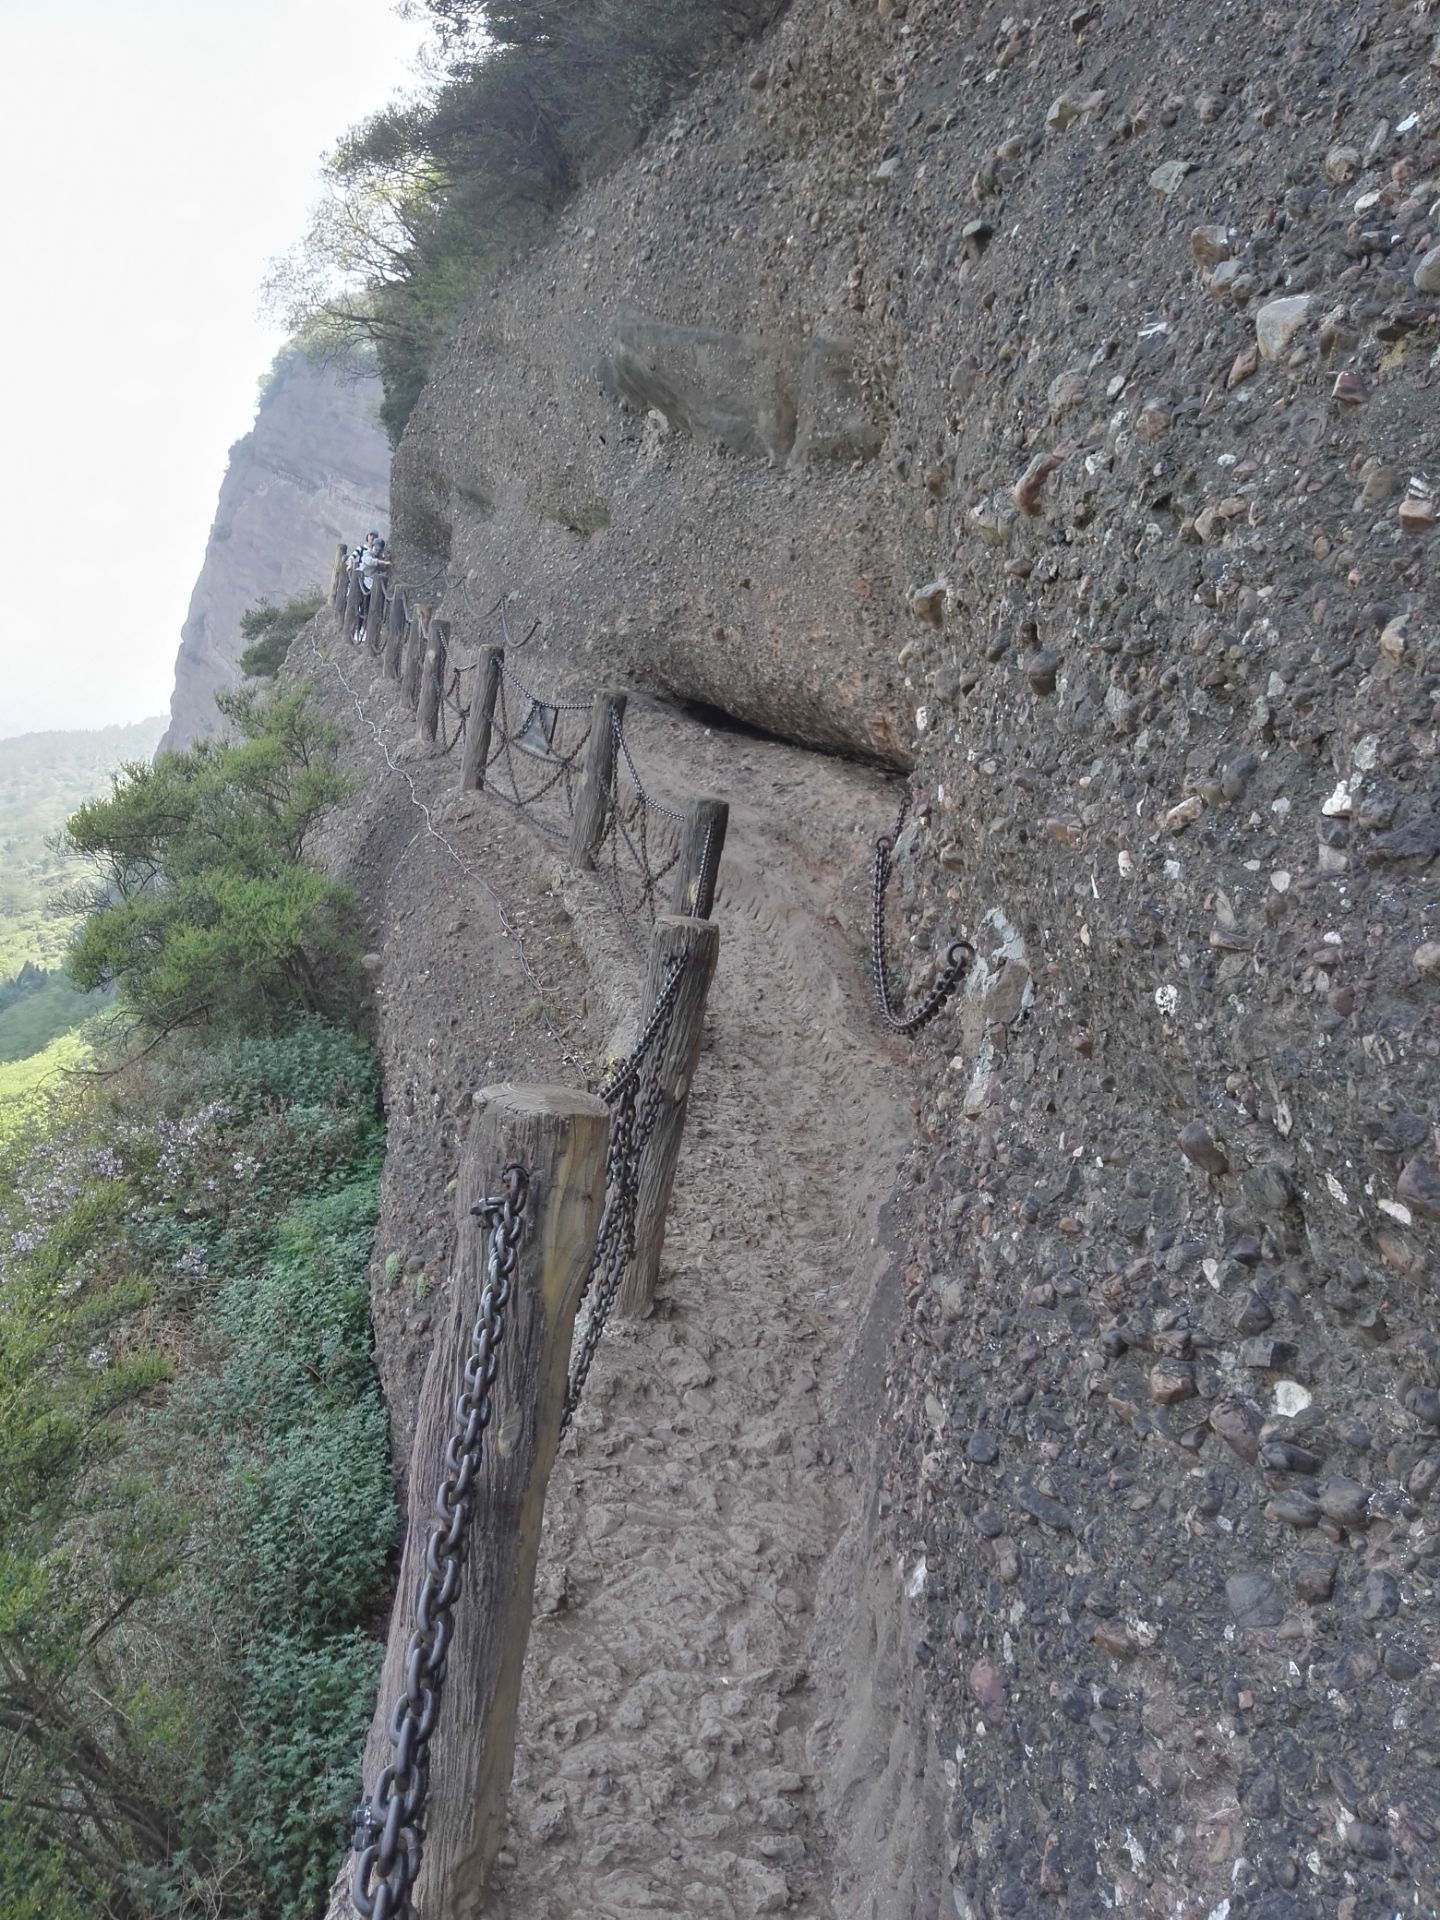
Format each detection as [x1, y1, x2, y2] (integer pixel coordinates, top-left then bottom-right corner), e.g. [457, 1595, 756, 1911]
[349, 532, 390, 641]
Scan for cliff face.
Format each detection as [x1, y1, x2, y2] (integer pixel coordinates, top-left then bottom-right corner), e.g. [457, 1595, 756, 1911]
[159, 354, 390, 752]
[338, 1, 1439, 1914]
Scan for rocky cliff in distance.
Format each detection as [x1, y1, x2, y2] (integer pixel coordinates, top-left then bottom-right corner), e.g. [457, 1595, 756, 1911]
[159, 350, 390, 752]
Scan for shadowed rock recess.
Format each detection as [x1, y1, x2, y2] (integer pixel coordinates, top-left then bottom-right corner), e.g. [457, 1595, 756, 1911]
[322, 0, 1440, 1914]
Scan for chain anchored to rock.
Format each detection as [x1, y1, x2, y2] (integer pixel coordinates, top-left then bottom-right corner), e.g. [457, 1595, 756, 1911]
[871, 794, 974, 1035]
[350, 1163, 529, 1920]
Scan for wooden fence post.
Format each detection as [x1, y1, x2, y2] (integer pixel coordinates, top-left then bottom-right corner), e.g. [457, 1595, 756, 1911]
[330, 542, 349, 616]
[364, 575, 387, 654]
[341, 1085, 609, 1920]
[671, 798, 729, 919]
[403, 606, 430, 711]
[383, 589, 407, 680]
[342, 566, 362, 643]
[418, 617, 448, 742]
[460, 646, 504, 791]
[568, 690, 627, 871]
[618, 913, 720, 1317]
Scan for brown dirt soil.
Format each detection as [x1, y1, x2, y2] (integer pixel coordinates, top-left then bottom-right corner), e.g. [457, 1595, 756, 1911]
[298, 615, 932, 1919]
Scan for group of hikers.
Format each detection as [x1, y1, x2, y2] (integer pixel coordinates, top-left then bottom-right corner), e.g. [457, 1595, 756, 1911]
[347, 531, 391, 640]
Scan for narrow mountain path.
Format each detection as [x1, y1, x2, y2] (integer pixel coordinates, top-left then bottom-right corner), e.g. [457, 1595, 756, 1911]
[304, 624, 922, 1919]
[488, 702, 912, 1920]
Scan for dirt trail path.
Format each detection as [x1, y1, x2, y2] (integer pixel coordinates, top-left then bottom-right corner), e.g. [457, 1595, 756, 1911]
[489, 701, 912, 1920]
[305, 629, 921, 1920]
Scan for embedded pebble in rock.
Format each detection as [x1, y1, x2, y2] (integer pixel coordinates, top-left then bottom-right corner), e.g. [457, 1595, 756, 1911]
[1177, 1121, 1228, 1176]
[1396, 1155, 1440, 1222]
[1227, 1572, 1285, 1628]
[1414, 942, 1440, 981]
[1255, 294, 1313, 359]
[966, 1431, 1000, 1465]
[1149, 1358, 1197, 1404]
[1293, 1552, 1338, 1602]
[1317, 1477, 1370, 1528]
[1149, 159, 1194, 195]
[1360, 1572, 1401, 1621]
[1190, 223, 1232, 266]
[1414, 245, 1440, 296]
[1026, 649, 1060, 695]
[1266, 1489, 1321, 1528]
[1211, 1400, 1262, 1462]
[968, 1662, 1006, 1714]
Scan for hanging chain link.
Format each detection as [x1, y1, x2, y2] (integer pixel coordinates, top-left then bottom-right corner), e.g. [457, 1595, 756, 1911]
[562, 956, 686, 1427]
[871, 794, 974, 1035]
[350, 1163, 530, 1920]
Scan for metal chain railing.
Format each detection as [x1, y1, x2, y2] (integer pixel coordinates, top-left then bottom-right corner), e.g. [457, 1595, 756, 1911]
[436, 662, 475, 755]
[598, 711, 684, 950]
[351, 1164, 530, 1920]
[563, 955, 687, 1426]
[872, 795, 974, 1034]
[482, 675, 593, 843]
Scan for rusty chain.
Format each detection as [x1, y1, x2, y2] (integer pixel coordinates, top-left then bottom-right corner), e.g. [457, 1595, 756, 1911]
[562, 956, 686, 1426]
[871, 794, 974, 1034]
[350, 1163, 529, 1920]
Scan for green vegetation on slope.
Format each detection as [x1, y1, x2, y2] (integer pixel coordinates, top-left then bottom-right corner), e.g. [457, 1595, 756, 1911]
[0, 1018, 391, 1919]
[239, 589, 326, 680]
[269, 0, 784, 440]
[66, 687, 353, 1040]
[0, 680, 395, 1915]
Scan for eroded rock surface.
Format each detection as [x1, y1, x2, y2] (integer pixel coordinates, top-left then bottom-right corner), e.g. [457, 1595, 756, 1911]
[344, 0, 1439, 1912]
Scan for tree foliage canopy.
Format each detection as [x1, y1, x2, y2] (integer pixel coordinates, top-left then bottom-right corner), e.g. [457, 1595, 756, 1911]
[268, 0, 784, 440]
[64, 689, 352, 1037]
[238, 590, 325, 680]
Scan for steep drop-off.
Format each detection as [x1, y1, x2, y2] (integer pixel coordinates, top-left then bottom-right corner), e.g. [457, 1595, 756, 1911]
[160, 352, 390, 751]
[319, 1, 1439, 1915]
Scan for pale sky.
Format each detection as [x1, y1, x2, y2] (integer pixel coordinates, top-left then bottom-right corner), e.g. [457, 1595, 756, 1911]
[0, 0, 427, 739]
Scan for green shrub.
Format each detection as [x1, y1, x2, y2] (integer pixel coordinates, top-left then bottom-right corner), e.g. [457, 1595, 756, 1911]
[238, 591, 325, 679]
[66, 689, 353, 1039]
[0, 1019, 392, 1916]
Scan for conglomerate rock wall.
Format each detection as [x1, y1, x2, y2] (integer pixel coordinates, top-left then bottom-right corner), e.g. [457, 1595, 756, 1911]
[377, 0, 1440, 1912]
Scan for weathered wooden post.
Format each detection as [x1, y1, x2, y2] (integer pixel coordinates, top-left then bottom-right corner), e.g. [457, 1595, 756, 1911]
[418, 617, 448, 742]
[330, 541, 349, 616]
[403, 606, 431, 712]
[333, 1085, 609, 1920]
[568, 690, 627, 870]
[671, 797, 729, 919]
[460, 646, 504, 791]
[383, 587, 407, 680]
[618, 913, 720, 1317]
[364, 574, 387, 653]
[342, 565, 362, 643]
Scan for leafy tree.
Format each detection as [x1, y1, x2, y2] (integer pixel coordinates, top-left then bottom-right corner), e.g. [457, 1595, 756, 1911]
[238, 590, 325, 679]
[64, 690, 353, 1038]
[268, 0, 784, 440]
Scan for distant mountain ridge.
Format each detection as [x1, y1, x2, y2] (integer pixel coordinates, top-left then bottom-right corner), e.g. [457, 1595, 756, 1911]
[0, 715, 165, 975]
[160, 351, 391, 752]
